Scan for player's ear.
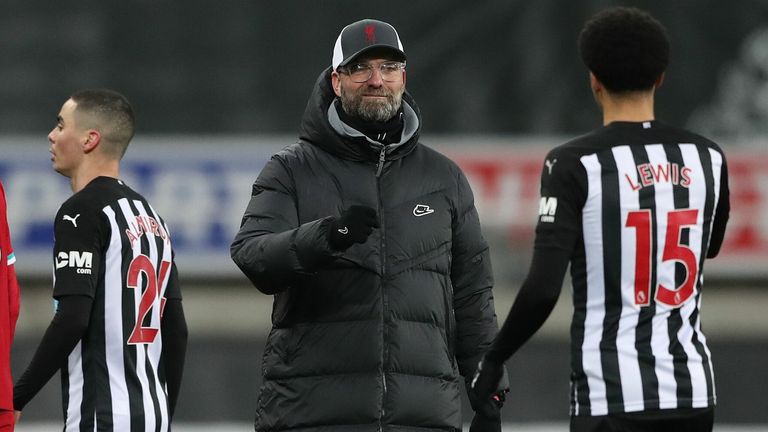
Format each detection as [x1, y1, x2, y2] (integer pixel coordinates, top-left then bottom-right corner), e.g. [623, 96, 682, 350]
[589, 72, 602, 94]
[83, 130, 101, 153]
[331, 71, 342, 97]
[654, 72, 665, 89]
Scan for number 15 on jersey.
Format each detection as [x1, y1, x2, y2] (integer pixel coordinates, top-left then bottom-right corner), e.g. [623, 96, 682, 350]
[626, 208, 700, 308]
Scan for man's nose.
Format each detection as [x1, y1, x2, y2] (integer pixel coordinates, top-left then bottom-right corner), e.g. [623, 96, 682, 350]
[367, 67, 384, 86]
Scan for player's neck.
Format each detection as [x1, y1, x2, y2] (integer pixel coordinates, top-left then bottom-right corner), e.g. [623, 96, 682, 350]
[69, 159, 120, 193]
[600, 91, 656, 126]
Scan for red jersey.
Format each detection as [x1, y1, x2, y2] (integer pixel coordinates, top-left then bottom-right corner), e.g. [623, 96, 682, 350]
[0, 181, 20, 411]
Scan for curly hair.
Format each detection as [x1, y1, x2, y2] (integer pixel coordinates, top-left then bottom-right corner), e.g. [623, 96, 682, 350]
[578, 7, 669, 93]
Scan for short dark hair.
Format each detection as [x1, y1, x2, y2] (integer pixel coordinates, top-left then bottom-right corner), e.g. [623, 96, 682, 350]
[70, 89, 135, 158]
[578, 7, 670, 93]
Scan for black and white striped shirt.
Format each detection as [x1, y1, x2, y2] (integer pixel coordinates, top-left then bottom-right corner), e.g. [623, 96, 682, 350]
[533, 121, 729, 415]
[52, 177, 181, 431]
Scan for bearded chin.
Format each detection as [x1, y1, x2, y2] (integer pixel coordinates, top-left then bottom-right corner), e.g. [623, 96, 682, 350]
[340, 89, 403, 122]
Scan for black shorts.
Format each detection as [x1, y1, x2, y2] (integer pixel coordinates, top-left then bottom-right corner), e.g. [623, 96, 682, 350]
[570, 407, 714, 432]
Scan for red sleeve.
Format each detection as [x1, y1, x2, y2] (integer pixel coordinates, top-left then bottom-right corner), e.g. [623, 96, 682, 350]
[0, 181, 20, 410]
[0, 182, 20, 338]
[5, 258, 19, 340]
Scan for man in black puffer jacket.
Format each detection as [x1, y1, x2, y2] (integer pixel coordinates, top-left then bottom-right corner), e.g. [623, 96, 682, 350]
[231, 18, 508, 432]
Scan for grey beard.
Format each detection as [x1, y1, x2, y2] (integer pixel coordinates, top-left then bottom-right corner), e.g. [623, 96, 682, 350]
[340, 88, 403, 122]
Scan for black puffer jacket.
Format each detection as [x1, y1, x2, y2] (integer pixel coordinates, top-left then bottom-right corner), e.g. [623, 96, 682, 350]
[231, 68, 500, 432]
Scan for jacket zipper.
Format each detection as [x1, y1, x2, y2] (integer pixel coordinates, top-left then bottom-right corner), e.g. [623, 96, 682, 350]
[376, 144, 387, 431]
[375, 146, 386, 177]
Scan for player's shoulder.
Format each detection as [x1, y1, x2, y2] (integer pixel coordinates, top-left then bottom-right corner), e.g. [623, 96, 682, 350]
[57, 177, 137, 220]
[543, 130, 604, 169]
[56, 196, 102, 235]
[60, 189, 99, 216]
[540, 127, 635, 183]
[655, 122, 726, 154]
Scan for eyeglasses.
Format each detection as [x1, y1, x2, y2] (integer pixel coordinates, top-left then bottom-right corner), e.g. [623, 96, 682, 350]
[338, 61, 406, 83]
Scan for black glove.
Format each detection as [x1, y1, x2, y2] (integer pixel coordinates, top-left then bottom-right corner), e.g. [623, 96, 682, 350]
[327, 205, 380, 251]
[469, 356, 508, 432]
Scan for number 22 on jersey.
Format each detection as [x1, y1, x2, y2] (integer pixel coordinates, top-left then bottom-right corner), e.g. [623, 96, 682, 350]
[626, 208, 699, 308]
[126, 255, 171, 344]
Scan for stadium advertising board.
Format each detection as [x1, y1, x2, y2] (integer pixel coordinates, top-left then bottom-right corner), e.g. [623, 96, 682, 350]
[1, 137, 765, 279]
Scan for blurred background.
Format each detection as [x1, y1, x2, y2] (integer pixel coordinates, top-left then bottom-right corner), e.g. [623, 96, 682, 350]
[2, 0, 767, 430]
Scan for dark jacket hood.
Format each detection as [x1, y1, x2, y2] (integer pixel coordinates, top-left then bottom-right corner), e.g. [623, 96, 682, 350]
[298, 67, 422, 162]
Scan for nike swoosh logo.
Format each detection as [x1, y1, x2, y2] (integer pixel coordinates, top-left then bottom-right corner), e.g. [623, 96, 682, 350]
[413, 204, 435, 217]
[337, 227, 349, 235]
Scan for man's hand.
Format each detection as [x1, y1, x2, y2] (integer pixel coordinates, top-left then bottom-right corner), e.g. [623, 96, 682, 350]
[469, 356, 509, 431]
[327, 205, 379, 250]
[469, 408, 501, 432]
[14, 410, 21, 423]
[471, 356, 506, 407]
[468, 380, 505, 432]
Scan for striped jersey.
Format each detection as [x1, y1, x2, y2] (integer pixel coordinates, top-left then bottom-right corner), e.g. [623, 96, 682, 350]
[53, 176, 181, 431]
[534, 121, 729, 416]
